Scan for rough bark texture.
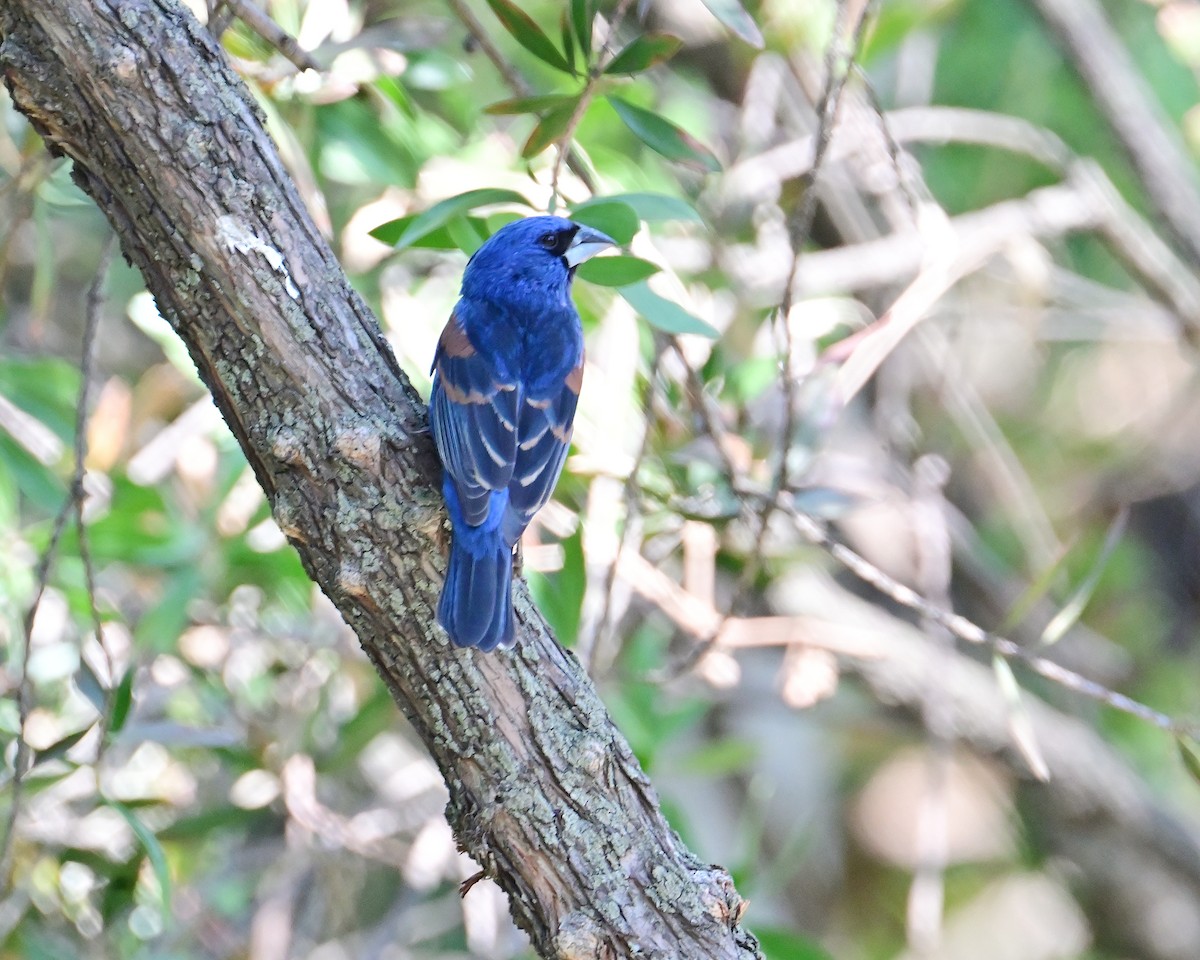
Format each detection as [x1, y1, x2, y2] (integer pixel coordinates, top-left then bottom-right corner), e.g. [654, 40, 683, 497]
[0, 2, 758, 957]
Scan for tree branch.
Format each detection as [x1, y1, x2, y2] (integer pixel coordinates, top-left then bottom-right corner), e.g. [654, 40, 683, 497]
[1026, 0, 1200, 267]
[0, 2, 758, 957]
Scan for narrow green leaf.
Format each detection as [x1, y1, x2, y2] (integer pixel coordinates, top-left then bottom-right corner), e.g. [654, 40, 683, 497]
[998, 541, 1072, 635]
[604, 33, 683, 74]
[568, 200, 640, 245]
[560, 9, 577, 73]
[698, 0, 765, 48]
[993, 655, 1050, 782]
[370, 215, 491, 249]
[484, 0, 573, 73]
[1040, 508, 1128, 646]
[485, 94, 576, 115]
[372, 75, 418, 119]
[109, 666, 135, 734]
[575, 255, 659, 286]
[570, 0, 593, 55]
[752, 927, 835, 960]
[110, 801, 172, 912]
[1178, 737, 1200, 787]
[444, 215, 487, 255]
[607, 97, 721, 171]
[574, 192, 702, 225]
[74, 660, 108, 714]
[522, 101, 578, 159]
[34, 725, 94, 767]
[620, 282, 718, 338]
[679, 737, 757, 776]
[377, 188, 531, 250]
[789, 486, 858, 520]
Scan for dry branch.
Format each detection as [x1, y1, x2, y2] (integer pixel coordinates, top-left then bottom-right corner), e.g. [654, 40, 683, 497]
[1026, 0, 1200, 267]
[0, 2, 758, 957]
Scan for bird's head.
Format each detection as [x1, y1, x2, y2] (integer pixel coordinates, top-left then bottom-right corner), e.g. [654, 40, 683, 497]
[461, 215, 615, 307]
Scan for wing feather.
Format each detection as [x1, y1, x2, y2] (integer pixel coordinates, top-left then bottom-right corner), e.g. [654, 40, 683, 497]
[430, 312, 519, 526]
[503, 356, 583, 539]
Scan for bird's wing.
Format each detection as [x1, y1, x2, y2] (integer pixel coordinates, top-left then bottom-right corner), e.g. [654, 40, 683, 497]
[430, 311, 520, 527]
[504, 355, 583, 540]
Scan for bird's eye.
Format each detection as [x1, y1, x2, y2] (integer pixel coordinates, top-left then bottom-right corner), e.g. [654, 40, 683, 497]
[538, 232, 559, 249]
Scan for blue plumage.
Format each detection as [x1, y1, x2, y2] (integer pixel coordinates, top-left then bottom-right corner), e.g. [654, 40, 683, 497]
[430, 216, 615, 650]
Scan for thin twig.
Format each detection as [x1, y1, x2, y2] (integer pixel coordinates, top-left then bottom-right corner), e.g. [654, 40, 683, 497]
[661, 333, 1188, 736]
[581, 336, 665, 670]
[781, 502, 1185, 734]
[0, 499, 72, 894]
[447, 0, 599, 195]
[0, 238, 114, 894]
[740, 0, 876, 601]
[1027, 0, 1200, 266]
[76, 239, 116, 707]
[547, 0, 637, 208]
[211, 0, 320, 73]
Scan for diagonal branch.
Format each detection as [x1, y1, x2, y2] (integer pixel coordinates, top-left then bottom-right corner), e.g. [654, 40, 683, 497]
[1026, 0, 1200, 266]
[0, 1, 758, 957]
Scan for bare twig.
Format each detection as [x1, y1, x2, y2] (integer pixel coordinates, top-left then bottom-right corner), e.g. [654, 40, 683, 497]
[578, 338, 664, 671]
[547, 0, 637, 208]
[447, 0, 599, 196]
[660, 321, 1188, 736]
[725, 104, 1200, 333]
[210, 0, 320, 73]
[76, 239, 115, 709]
[0, 237, 114, 894]
[742, 0, 876, 600]
[783, 502, 1185, 734]
[1026, 0, 1200, 266]
[0, 498, 72, 893]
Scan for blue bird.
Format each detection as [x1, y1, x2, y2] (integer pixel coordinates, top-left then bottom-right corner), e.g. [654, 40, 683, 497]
[430, 215, 615, 650]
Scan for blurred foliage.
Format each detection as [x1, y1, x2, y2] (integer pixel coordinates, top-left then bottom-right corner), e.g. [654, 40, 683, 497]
[4, 0, 1200, 959]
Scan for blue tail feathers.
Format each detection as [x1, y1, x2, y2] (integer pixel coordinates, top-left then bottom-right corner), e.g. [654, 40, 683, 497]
[438, 481, 515, 651]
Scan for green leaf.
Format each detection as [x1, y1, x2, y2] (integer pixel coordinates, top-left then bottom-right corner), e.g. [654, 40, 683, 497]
[528, 527, 586, 646]
[109, 666, 135, 734]
[484, 0, 573, 73]
[603, 191, 702, 222]
[1040, 508, 1128, 646]
[1178, 737, 1200, 787]
[993, 655, 1050, 782]
[998, 542, 1072, 635]
[485, 94, 577, 115]
[607, 97, 721, 171]
[110, 801, 172, 912]
[568, 200, 640, 244]
[570, 0, 593, 55]
[604, 33, 683, 74]
[444, 215, 488, 255]
[575, 255, 660, 286]
[378, 188, 531, 251]
[522, 101, 578, 158]
[679, 737, 757, 776]
[752, 926, 834, 960]
[698, 0, 764, 48]
[560, 9, 577, 73]
[34, 725, 94, 767]
[370, 215, 491, 249]
[620, 282, 718, 337]
[403, 50, 472, 91]
[74, 660, 108, 715]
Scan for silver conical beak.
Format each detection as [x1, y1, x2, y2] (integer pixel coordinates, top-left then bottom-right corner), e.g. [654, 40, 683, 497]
[564, 224, 616, 268]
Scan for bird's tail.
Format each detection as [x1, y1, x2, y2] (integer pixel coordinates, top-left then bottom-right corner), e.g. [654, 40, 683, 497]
[438, 531, 515, 651]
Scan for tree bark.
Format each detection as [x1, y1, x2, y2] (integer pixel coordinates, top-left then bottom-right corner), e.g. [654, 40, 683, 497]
[0, 2, 758, 957]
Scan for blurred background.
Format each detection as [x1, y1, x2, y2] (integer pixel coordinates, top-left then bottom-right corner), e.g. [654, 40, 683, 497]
[4, 0, 1200, 957]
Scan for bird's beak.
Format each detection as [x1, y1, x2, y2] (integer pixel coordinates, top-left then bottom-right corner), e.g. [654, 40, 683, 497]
[564, 224, 616, 268]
